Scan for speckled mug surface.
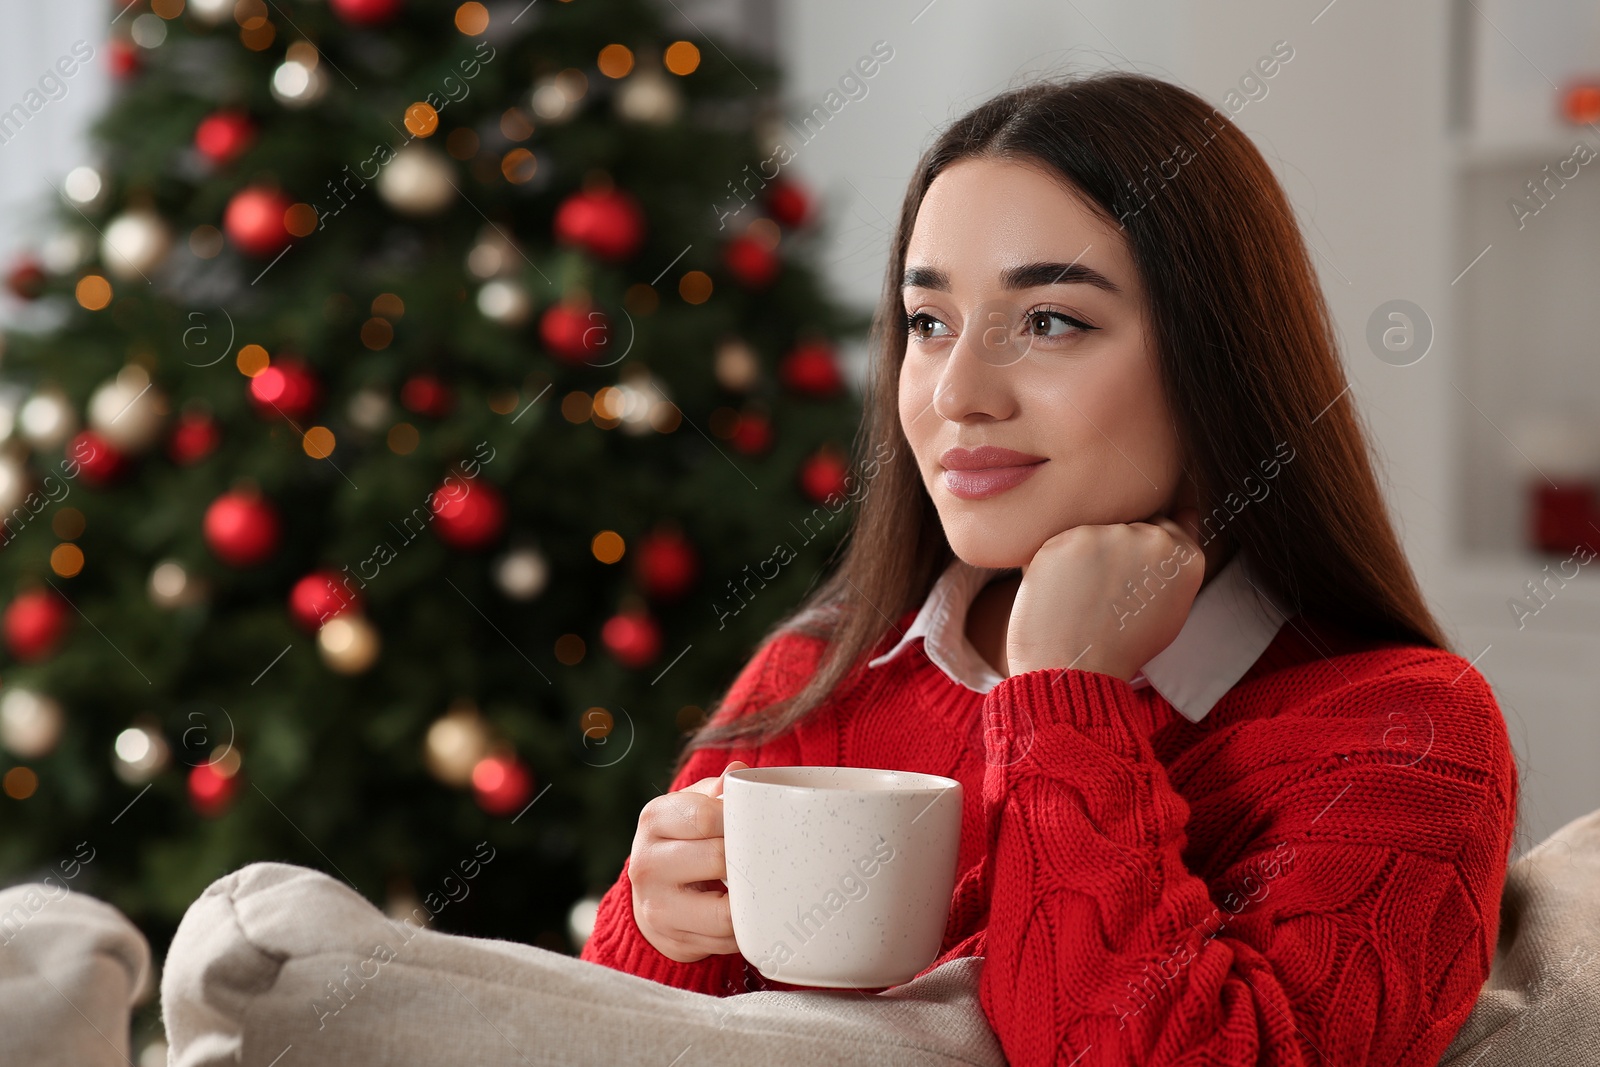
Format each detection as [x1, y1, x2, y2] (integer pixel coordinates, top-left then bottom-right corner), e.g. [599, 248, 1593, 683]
[722, 766, 963, 989]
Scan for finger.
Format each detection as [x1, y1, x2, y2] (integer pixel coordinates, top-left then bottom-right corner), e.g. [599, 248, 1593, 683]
[648, 835, 729, 885]
[667, 883, 736, 943]
[1148, 514, 1210, 576]
[681, 759, 749, 799]
[716, 760, 749, 797]
[664, 927, 741, 962]
[644, 789, 724, 841]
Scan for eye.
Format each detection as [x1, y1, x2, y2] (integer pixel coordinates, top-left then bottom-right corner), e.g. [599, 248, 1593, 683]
[1024, 309, 1095, 338]
[904, 312, 953, 342]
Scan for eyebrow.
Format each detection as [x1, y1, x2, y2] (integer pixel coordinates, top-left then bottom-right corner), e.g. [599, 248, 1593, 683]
[901, 261, 1121, 294]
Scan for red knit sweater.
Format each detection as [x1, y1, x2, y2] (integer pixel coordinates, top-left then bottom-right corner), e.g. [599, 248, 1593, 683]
[579, 607, 1518, 1066]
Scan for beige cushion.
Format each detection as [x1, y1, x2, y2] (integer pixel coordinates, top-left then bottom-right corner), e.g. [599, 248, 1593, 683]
[160, 861, 1005, 1067]
[0, 879, 151, 1066]
[1440, 806, 1600, 1065]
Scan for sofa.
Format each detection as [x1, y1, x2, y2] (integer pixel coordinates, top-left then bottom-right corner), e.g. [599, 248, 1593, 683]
[2, 805, 1597, 1066]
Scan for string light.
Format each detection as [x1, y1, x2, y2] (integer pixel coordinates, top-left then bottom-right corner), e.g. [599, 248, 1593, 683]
[405, 102, 439, 138]
[598, 45, 634, 79]
[236, 343, 269, 377]
[76, 275, 112, 311]
[664, 41, 700, 75]
[302, 426, 335, 458]
[454, 2, 489, 34]
[591, 530, 624, 563]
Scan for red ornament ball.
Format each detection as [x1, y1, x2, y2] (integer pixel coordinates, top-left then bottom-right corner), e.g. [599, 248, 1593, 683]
[400, 374, 455, 418]
[248, 358, 321, 420]
[601, 610, 662, 668]
[471, 754, 534, 816]
[724, 235, 780, 288]
[539, 304, 610, 364]
[1562, 82, 1600, 125]
[224, 187, 294, 257]
[766, 179, 812, 228]
[288, 570, 363, 632]
[203, 491, 281, 567]
[3, 589, 72, 663]
[634, 529, 700, 601]
[553, 188, 646, 262]
[108, 39, 140, 79]
[188, 763, 240, 817]
[431, 477, 506, 550]
[71, 430, 129, 487]
[195, 110, 257, 166]
[168, 410, 221, 465]
[779, 340, 845, 398]
[799, 448, 851, 504]
[729, 412, 773, 455]
[330, 0, 403, 25]
[5, 257, 46, 301]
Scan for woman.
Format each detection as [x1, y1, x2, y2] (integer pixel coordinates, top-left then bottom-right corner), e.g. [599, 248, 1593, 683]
[578, 71, 1518, 1065]
[156, 72, 1515, 1067]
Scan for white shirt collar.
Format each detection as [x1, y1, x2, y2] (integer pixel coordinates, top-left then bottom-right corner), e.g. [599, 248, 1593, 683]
[865, 548, 1287, 722]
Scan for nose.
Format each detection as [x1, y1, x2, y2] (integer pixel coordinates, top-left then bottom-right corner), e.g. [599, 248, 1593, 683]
[930, 304, 1022, 424]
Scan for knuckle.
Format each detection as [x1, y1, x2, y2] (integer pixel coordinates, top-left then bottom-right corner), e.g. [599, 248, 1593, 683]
[636, 895, 668, 934]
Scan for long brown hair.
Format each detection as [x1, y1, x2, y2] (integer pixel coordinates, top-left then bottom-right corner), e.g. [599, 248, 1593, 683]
[675, 71, 1448, 773]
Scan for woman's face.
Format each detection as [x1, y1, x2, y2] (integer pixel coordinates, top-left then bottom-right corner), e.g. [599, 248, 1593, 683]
[897, 155, 1185, 571]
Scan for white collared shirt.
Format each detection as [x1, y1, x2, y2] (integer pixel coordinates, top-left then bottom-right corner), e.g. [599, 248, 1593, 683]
[865, 549, 1288, 722]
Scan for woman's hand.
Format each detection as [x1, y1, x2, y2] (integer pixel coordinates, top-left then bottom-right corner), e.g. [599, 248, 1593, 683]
[1005, 508, 1210, 680]
[629, 760, 749, 963]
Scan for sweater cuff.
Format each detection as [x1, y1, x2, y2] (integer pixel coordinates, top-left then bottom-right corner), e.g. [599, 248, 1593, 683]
[984, 667, 1147, 762]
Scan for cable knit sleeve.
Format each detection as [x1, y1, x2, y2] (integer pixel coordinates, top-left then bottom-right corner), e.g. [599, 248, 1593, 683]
[578, 631, 810, 996]
[976, 649, 1518, 1066]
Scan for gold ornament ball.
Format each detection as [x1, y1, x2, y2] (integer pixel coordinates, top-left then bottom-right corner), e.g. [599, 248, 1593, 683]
[0, 688, 65, 759]
[112, 724, 171, 785]
[466, 226, 520, 279]
[271, 58, 329, 109]
[476, 279, 532, 326]
[318, 614, 381, 674]
[531, 73, 584, 122]
[568, 895, 601, 951]
[615, 68, 683, 125]
[346, 387, 392, 434]
[101, 209, 172, 281]
[0, 450, 29, 513]
[715, 338, 760, 391]
[187, 0, 234, 25]
[89, 365, 167, 452]
[149, 559, 210, 608]
[19, 387, 78, 449]
[377, 146, 457, 216]
[41, 230, 94, 274]
[493, 546, 550, 600]
[424, 702, 492, 787]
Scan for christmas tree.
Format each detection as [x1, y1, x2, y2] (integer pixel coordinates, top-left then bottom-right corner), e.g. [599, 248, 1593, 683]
[0, 0, 865, 1006]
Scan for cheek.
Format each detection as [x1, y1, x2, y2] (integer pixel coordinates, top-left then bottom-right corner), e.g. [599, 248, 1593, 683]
[897, 357, 935, 457]
[1029, 349, 1180, 492]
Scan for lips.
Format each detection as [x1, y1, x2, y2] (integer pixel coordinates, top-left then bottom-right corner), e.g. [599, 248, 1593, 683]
[938, 445, 1046, 501]
[938, 445, 1046, 470]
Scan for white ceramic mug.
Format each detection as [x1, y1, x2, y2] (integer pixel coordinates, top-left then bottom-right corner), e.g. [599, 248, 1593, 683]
[721, 765, 963, 989]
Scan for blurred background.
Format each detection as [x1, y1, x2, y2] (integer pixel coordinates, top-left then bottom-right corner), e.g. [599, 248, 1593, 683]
[2, 0, 1598, 1062]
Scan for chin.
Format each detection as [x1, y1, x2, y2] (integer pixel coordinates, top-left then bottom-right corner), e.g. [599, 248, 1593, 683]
[942, 523, 1036, 571]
